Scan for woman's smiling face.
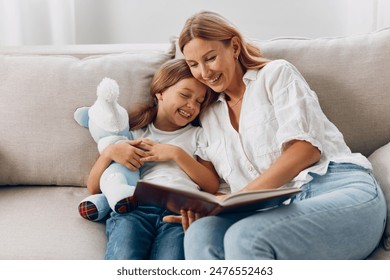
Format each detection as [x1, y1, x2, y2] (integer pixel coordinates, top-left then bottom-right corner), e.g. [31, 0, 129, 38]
[183, 38, 239, 94]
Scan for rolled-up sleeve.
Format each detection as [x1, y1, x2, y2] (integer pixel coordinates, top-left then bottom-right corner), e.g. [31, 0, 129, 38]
[267, 61, 325, 153]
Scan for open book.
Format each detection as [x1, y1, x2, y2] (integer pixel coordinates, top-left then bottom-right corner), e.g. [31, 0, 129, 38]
[134, 180, 301, 216]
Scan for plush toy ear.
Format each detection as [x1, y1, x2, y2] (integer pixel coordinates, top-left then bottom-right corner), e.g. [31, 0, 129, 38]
[74, 107, 90, 128]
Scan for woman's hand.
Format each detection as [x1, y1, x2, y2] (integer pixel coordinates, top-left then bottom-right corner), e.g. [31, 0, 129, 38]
[103, 140, 148, 171]
[163, 210, 203, 232]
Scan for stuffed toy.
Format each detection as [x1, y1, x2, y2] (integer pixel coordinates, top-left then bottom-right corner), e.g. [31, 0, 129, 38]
[74, 77, 140, 221]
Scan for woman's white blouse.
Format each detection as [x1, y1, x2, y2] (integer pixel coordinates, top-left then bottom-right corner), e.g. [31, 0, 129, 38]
[197, 59, 371, 193]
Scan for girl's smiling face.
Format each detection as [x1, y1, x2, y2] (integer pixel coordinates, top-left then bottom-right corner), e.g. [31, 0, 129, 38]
[154, 77, 207, 131]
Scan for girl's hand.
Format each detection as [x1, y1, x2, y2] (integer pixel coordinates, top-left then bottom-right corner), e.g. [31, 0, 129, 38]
[163, 210, 203, 232]
[137, 138, 180, 162]
[103, 140, 148, 171]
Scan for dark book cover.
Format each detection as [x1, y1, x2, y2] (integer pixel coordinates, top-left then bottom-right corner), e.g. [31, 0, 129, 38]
[134, 180, 301, 215]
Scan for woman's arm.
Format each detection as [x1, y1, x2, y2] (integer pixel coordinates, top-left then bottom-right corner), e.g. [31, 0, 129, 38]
[163, 140, 321, 231]
[242, 140, 321, 192]
[139, 138, 219, 194]
[86, 140, 147, 194]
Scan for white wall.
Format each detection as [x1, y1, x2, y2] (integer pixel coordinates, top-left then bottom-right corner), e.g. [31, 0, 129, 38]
[1, 0, 389, 46]
[74, 0, 352, 44]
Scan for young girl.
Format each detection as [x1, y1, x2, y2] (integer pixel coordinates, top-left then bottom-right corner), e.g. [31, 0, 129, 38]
[87, 59, 219, 260]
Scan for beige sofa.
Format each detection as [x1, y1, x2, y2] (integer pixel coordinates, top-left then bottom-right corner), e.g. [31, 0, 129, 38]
[1, 28, 389, 260]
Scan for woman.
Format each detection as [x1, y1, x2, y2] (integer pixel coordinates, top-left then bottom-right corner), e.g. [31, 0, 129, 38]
[167, 10, 387, 259]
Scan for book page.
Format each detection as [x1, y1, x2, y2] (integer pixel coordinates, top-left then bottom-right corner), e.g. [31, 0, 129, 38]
[135, 181, 301, 215]
[221, 188, 301, 207]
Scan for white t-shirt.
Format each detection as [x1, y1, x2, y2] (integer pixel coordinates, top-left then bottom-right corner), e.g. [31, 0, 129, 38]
[197, 59, 371, 193]
[132, 123, 204, 191]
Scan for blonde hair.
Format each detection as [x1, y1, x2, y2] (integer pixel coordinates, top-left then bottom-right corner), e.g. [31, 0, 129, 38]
[129, 59, 217, 130]
[179, 10, 270, 71]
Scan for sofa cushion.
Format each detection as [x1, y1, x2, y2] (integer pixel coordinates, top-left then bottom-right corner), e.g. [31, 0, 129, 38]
[258, 28, 390, 157]
[368, 142, 390, 250]
[0, 47, 173, 186]
[0, 185, 106, 259]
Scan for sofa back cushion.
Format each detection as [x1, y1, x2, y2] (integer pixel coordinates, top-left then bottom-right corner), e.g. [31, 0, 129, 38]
[0, 45, 173, 186]
[258, 28, 390, 157]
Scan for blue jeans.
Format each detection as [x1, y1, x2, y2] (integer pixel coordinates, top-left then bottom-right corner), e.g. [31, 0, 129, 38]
[105, 205, 184, 260]
[184, 162, 387, 259]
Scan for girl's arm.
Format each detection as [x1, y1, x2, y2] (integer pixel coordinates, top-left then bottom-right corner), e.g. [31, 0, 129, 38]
[174, 151, 219, 194]
[139, 138, 219, 194]
[87, 150, 112, 194]
[86, 139, 147, 194]
[241, 140, 321, 192]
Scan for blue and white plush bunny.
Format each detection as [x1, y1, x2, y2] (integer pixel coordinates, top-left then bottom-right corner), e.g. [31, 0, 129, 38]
[74, 78, 140, 221]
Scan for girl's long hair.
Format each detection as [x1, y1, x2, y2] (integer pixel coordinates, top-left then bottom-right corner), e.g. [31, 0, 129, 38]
[178, 10, 270, 71]
[128, 59, 217, 130]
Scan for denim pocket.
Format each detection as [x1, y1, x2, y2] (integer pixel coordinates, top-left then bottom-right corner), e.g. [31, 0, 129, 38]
[327, 162, 370, 173]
